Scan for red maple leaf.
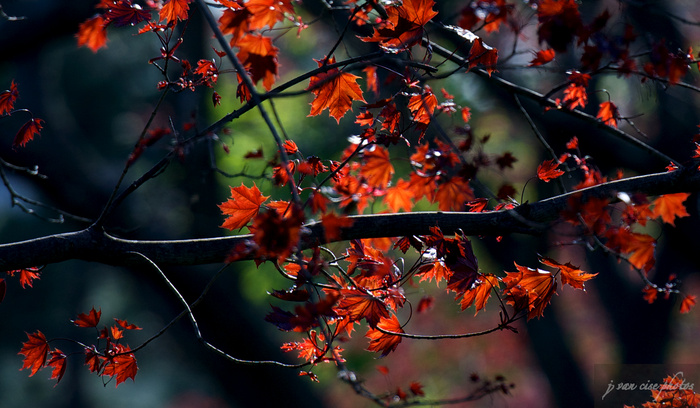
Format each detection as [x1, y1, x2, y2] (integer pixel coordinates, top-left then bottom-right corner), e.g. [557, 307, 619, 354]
[434, 176, 474, 211]
[528, 49, 556, 66]
[219, 183, 270, 231]
[562, 71, 590, 110]
[363, 0, 438, 51]
[47, 349, 67, 385]
[160, 0, 190, 24]
[13, 118, 44, 148]
[680, 295, 697, 314]
[104, 1, 152, 27]
[77, 15, 108, 52]
[459, 274, 499, 315]
[308, 57, 366, 123]
[361, 146, 394, 188]
[102, 344, 138, 386]
[335, 288, 390, 328]
[384, 179, 414, 212]
[539, 256, 597, 290]
[652, 193, 690, 226]
[468, 38, 499, 75]
[537, 159, 564, 182]
[363, 66, 379, 94]
[408, 87, 438, 125]
[536, 0, 582, 52]
[503, 263, 557, 320]
[219, 7, 251, 46]
[0, 80, 19, 115]
[250, 206, 304, 261]
[19, 331, 50, 377]
[6, 267, 42, 288]
[366, 314, 403, 356]
[236, 34, 279, 91]
[73, 307, 102, 328]
[245, 0, 295, 30]
[114, 318, 142, 330]
[597, 101, 619, 128]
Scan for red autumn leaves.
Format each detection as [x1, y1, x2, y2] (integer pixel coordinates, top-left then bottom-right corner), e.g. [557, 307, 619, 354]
[19, 308, 141, 386]
[1, 81, 45, 148]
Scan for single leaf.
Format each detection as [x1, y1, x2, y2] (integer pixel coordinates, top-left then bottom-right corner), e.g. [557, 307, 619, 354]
[336, 288, 389, 328]
[114, 318, 142, 330]
[459, 274, 499, 314]
[160, 0, 190, 24]
[361, 146, 394, 188]
[19, 331, 49, 377]
[219, 183, 270, 230]
[250, 205, 304, 261]
[104, 1, 152, 27]
[366, 314, 403, 357]
[503, 263, 557, 320]
[77, 15, 108, 52]
[236, 34, 279, 91]
[15, 267, 41, 288]
[417, 260, 453, 285]
[73, 308, 102, 328]
[652, 193, 690, 226]
[680, 295, 696, 314]
[47, 349, 67, 385]
[537, 159, 564, 182]
[597, 101, 619, 128]
[282, 139, 298, 155]
[84, 346, 102, 373]
[467, 38, 499, 75]
[363, 0, 438, 51]
[434, 176, 474, 211]
[416, 295, 434, 313]
[528, 49, 556, 66]
[384, 179, 414, 212]
[363, 66, 378, 94]
[102, 345, 138, 387]
[408, 88, 438, 125]
[13, 118, 44, 148]
[410, 381, 425, 396]
[308, 57, 365, 123]
[539, 256, 597, 290]
[245, 0, 295, 30]
[562, 71, 590, 110]
[0, 80, 19, 115]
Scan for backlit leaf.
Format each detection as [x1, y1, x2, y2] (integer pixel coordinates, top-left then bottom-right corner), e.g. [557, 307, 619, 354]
[73, 307, 102, 328]
[680, 295, 696, 314]
[219, 183, 270, 231]
[537, 159, 564, 182]
[361, 146, 394, 189]
[597, 101, 619, 128]
[102, 344, 138, 387]
[160, 0, 190, 24]
[13, 118, 44, 148]
[366, 314, 403, 356]
[105, 1, 152, 27]
[652, 193, 690, 226]
[77, 16, 108, 52]
[336, 288, 389, 328]
[0, 80, 19, 115]
[19, 331, 49, 377]
[308, 57, 365, 123]
[528, 49, 556, 66]
[459, 274, 499, 315]
[539, 256, 597, 290]
[47, 349, 67, 385]
[236, 34, 279, 91]
[384, 179, 414, 212]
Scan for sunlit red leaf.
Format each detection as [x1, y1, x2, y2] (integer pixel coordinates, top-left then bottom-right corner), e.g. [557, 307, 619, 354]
[562, 71, 590, 110]
[459, 274, 499, 315]
[410, 381, 425, 396]
[0, 80, 19, 115]
[361, 146, 394, 189]
[417, 260, 453, 285]
[105, 1, 152, 27]
[245, 0, 295, 30]
[77, 15, 108, 52]
[19, 331, 49, 377]
[363, 66, 378, 94]
[251, 206, 304, 261]
[408, 88, 438, 125]
[160, 0, 190, 24]
[435, 176, 474, 211]
[73, 307, 102, 328]
[384, 179, 414, 212]
[539, 256, 597, 290]
[503, 263, 557, 320]
[13, 118, 44, 148]
[366, 314, 403, 356]
[680, 295, 696, 314]
[236, 34, 279, 91]
[308, 57, 365, 123]
[283, 139, 298, 155]
[336, 288, 390, 328]
[8, 267, 41, 289]
[47, 349, 67, 385]
[537, 159, 564, 182]
[363, 0, 438, 51]
[597, 101, 619, 128]
[468, 38, 499, 75]
[219, 183, 270, 230]
[102, 345, 138, 387]
[528, 49, 556, 66]
[652, 193, 690, 226]
[114, 318, 142, 330]
[219, 7, 251, 46]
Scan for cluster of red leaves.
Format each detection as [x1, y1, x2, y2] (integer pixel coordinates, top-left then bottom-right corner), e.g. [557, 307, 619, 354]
[0, 81, 45, 148]
[625, 373, 700, 408]
[19, 308, 141, 386]
[362, 0, 438, 52]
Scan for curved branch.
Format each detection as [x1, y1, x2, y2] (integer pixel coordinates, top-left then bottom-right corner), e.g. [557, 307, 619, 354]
[1, 168, 698, 272]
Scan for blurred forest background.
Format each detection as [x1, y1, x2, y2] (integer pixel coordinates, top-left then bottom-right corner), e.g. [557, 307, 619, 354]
[1, 0, 700, 407]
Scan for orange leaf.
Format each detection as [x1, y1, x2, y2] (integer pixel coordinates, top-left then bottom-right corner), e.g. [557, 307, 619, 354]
[160, 0, 190, 24]
[366, 314, 403, 356]
[245, 0, 295, 30]
[114, 318, 142, 330]
[459, 274, 499, 314]
[363, 0, 438, 50]
[597, 101, 619, 128]
[417, 260, 453, 285]
[19, 331, 49, 377]
[468, 38, 499, 75]
[308, 57, 365, 123]
[503, 263, 557, 320]
[539, 256, 597, 290]
[537, 159, 564, 182]
[408, 88, 438, 125]
[652, 193, 690, 226]
[361, 146, 394, 188]
[13, 118, 44, 148]
[8, 267, 41, 288]
[47, 349, 67, 385]
[384, 179, 414, 212]
[77, 16, 108, 52]
[336, 288, 389, 328]
[73, 307, 102, 328]
[251, 206, 304, 261]
[623, 230, 656, 272]
[219, 183, 270, 230]
[681, 295, 696, 314]
[562, 71, 590, 110]
[0, 80, 19, 115]
[434, 176, 474, 211]
[363, 66, 378, 94]
[528, 49, 556, 66]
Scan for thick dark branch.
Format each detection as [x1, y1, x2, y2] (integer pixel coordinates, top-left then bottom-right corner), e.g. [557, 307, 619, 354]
[0, 168, 698, 272]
